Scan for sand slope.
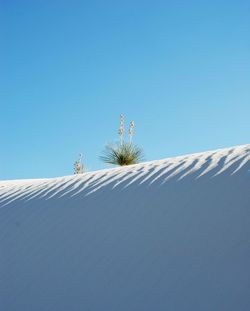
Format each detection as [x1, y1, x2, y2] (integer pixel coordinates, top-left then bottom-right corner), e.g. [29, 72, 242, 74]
[1, 144, 250, 311]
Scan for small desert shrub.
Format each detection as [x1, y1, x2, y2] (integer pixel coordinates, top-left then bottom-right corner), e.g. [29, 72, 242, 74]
[100, 142, 144, 166]
[74, 153, 84, 174]
[101, 114, 144, 166]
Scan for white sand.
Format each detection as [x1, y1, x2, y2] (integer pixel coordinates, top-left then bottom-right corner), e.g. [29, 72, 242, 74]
[1, 144, 250, 311]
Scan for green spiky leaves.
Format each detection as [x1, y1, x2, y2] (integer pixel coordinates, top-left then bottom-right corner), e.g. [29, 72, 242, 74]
[100, 142, 144, 166]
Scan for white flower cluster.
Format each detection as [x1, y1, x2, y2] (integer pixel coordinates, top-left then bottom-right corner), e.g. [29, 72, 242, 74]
[118, 114, 135, 145]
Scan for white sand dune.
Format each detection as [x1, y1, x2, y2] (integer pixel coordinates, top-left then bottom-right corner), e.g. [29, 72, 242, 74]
[1, 144, 250, 311]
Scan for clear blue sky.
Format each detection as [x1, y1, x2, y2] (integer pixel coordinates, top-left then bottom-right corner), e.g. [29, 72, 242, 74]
[1, 0, 249, 180]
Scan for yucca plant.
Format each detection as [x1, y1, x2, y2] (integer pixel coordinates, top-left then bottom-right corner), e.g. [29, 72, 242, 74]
[100, 142, 143, 166]
[74, 153, 84, 174]
[100, 115, 144, 166]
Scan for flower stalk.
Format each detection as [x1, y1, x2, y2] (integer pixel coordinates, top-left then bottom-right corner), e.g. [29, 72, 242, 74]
[129, 121, 135, 145]
[74, 153, 83, 174]
[118, 113, 124, 146]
